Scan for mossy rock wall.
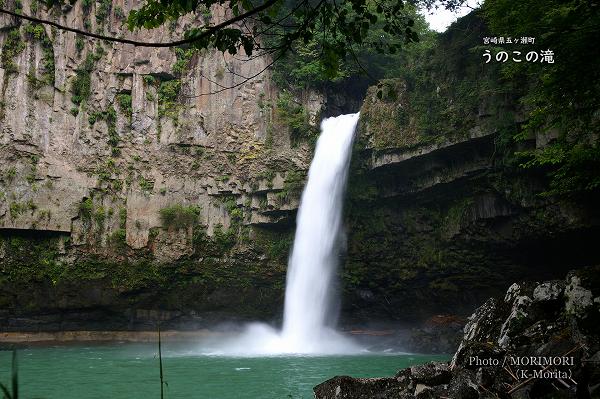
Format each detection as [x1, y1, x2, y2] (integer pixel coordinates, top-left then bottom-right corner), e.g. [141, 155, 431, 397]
[339, 12, 600, 323]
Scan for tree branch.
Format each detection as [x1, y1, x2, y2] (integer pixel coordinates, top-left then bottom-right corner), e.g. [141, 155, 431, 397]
[185, 46, 287, 97]
[0, 0, 278, 47]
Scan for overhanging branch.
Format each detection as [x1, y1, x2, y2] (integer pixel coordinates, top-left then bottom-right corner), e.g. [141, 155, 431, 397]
[0, 0, 278, 47]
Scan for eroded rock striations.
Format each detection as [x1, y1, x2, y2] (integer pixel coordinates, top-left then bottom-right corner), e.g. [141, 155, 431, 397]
[0, 0, 323, 329]
[1, 7, 599, 334]
[314, 267, 600, 398]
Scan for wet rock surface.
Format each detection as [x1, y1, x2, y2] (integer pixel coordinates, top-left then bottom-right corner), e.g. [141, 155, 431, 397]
[314, 267, 600, 398]
[403, 315, 465, 354]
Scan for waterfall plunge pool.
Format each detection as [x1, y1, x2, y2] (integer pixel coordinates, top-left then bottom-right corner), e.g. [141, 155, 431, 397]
[0, 342, 449, 398]
[0, 114, 451, 398]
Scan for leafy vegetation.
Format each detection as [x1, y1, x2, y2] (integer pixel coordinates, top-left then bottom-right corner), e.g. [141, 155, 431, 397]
[257, 169, 276, 189]
[222, 196, 244, 224]
[1, 27, 26, 75]
[157, 79, 182, 118]
[275, 92, 317, 146]
[71, 53, 96, 106]
[483, 0, 600, 196]
[79, 197, 94, 221]
[116, 93, 133, 119]
[275, 170, 305, 203]
[95, 0, 112, 25]
[138, 176, 154, 193]
[172, 47, 195, 76]
[5, 167, 17, 182]
[9, 202, 27, 219]
[210, 223, 236, 254]
[86, 106, 120, 155]
[23, 23, 55, 86]
[127, 0, 431, 87]
[271, 4, 433, 91]
[159, 204, 201, 229]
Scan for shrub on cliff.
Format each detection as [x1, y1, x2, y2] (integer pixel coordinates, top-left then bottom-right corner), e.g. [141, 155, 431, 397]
[159, 204, 201, 230]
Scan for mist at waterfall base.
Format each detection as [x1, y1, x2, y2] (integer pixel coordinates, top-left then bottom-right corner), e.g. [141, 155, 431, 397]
[202, 113, 363, 356]
[1, 113, 448, 399]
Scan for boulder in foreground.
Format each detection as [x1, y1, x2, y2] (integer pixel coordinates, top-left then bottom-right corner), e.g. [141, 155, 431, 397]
[314, 267, 600, 398]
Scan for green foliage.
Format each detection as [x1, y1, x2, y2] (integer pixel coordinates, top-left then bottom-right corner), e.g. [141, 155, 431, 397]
[275, 92, 317, 146]
[9, 202, 27, 218]
[71, 53, 96, 105]
[143, 75, 156, 85]
[109, 228, 127, 247]
[5, 167, 17, 182]
[81, 0, 93, 10]
[257, 169, 276, 189]
[266, 234, 292, 262]
[106, 105, 119, 155]
[36, 30, 55, 86]
[138, 176, 154, 193]
[88, 110, 102, 125]
[94, 205, 106, 229]
[359, 12, 516, 151]
[222, 195, 245, 225]
[116, 93, 133, 119]
[114, 5, 125, 19]
[95, 0, 112, 24]
[75, 35, 85, 53]
[211, 223, 236, 253]
[23, 23, 45, 40]
[127, 0, 422, 82]
[172, 47, 195, 76]
[26, 199, 37, 211]
[276, 170, 305, 203]
[157, 79, 182, 118]
[518, 145, 600, 196]
[79, 198, 93, 220]
[159, 204, 201, 229]
[270, 4, 432, 90]
[483, 0, 600, 197]
[1, 28, 26, 75]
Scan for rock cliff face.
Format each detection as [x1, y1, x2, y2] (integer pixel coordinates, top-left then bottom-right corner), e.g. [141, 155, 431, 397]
[1, 7, 599, 333]
[0, 0, 323, 329]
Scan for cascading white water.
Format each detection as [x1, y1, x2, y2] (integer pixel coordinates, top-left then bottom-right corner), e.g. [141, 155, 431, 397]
[205, 113, 362, 355]
[279, 112, 360, 351]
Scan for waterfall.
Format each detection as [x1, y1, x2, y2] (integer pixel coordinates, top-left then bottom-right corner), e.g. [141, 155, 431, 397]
[208, 113, 361, 356]
[280, 112, 360, 350]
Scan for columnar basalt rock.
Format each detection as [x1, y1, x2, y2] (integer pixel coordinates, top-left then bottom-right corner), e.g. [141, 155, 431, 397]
[0, 0, 321, 328]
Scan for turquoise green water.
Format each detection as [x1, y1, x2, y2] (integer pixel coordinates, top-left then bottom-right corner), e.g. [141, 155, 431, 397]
[0, 343, 448, 399]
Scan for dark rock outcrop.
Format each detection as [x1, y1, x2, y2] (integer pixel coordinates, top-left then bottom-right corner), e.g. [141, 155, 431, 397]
[314, 267, 600, 398]
[403, 315, 465, 354]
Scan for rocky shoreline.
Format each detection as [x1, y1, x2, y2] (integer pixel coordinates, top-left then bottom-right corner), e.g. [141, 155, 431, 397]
[314, 267, 600, 398]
